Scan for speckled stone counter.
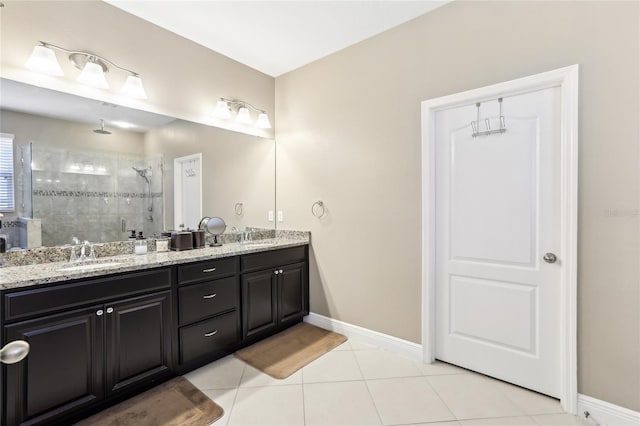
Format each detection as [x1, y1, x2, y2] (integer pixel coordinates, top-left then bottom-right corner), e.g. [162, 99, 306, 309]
[0, 233, 309, 290]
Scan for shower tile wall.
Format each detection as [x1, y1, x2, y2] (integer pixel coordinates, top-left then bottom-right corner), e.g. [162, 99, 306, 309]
[31, 146, 163, 246]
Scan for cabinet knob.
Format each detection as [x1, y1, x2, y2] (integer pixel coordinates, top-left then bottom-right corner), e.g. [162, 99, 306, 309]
[106, 307, 114, 314]
[279, 269, 283, 274]
[204, 330, 218, 337]
[96, 309, 104, 316]
[274, 270, 279, 275]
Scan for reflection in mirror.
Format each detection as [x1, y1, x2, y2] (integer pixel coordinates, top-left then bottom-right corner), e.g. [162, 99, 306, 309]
[0, 78, 275, 250]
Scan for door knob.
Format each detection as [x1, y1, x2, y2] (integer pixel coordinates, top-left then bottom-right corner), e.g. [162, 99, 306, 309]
[543, 253, 557, 264]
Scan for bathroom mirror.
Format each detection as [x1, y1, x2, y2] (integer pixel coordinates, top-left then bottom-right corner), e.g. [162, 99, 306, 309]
[0, 78, 276, 248]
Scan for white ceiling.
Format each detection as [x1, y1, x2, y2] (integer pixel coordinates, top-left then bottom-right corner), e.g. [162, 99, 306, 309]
[104, 1, 451, 77]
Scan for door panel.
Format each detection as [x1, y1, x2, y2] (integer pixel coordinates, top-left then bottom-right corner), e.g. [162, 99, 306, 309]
[241, 269, 277, 338]
[4, 306, 104, 425]
[451, 117, 538, 265]
[106, 291, 171, 393]
[449, 276, 536, 354]
[279, 262, 305, 324]
[435, 88, 560, 397]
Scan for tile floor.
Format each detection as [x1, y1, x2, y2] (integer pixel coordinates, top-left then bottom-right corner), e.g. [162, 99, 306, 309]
[184, 338, 591, 426]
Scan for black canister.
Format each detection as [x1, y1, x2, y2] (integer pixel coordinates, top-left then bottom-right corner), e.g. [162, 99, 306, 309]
[192, 229, 205, 248]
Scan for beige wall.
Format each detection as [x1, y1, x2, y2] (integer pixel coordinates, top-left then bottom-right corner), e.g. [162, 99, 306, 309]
[1, 109, 145, 156]
[144, 120, 275, 231]
[0, 0, 275, 138]
[275, 1, 639, 411]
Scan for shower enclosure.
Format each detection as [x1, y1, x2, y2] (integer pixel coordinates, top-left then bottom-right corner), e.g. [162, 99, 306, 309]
[30, 145, 163, 246]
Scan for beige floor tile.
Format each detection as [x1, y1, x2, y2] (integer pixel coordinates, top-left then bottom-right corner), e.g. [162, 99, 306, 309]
[331, 340, 353, 351]
[408, 422, 462, 426]
[366, 377, 456, 425]
[302, 350, 363, 383]
[239, 364, 302, 388]
[350, 339, 378, 350]
[304, 381, 382, 426]
[531, 413, 591, 425]
[427, 374, 525, 420]
[354, 349, 423, 379]
[487, 379, 563, 415]
[227, 385, 304, 426]
[460, 416, 537, 425]
[202, 387, 238, 425]
[415, 360, 470, 376]
[185, 355, 246, 390]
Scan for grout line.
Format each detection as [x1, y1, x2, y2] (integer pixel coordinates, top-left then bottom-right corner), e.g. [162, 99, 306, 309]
[352, 343, 385, 425]
[301, 368, 307, 425]
[223, 362, 246, 425]
[423, 375, 459, 421]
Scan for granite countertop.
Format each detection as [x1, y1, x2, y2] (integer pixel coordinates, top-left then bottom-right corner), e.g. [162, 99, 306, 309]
[0, 237, 309, 290]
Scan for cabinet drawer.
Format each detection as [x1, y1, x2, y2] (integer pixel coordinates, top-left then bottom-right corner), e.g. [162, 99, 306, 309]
[179, 311, 239, 364]
[178, 276, 239, 325]
[240, 246, 307, 272]
[4, 268, 172, 322]
[178, 257, 237, 285]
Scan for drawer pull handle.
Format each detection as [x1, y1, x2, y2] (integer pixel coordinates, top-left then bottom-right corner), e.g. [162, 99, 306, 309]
[202, 268, 217, 273]
[203, 293, 217, 299]
[204, 330, 218, 337]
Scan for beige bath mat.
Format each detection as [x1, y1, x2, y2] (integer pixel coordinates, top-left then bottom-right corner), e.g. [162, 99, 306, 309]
[235, 322, 348, 379]
[74, 376, 223, 426]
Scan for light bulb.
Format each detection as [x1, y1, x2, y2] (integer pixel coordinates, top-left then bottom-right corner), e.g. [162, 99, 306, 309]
[256, 113, 271, 129]
[77, 61, 109, 89]
[25, 45, 64, 76]
[236, 107, 252, 124]
[213, 100, 231, 119]
[121, 74, 147, 99]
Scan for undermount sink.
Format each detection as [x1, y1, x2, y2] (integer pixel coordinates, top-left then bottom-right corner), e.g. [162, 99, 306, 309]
[241, 241, 276, 248]
[57, 262, 122, 272]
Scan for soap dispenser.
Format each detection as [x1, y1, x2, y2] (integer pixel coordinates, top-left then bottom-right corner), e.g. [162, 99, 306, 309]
[135, 231, 147, 255]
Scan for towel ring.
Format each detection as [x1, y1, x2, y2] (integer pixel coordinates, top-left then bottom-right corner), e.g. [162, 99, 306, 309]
[311, 200, 327, 219]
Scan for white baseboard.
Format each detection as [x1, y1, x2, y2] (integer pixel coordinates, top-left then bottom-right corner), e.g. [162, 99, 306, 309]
[304, 312, 423, 361]
[578, 394, 640, 426]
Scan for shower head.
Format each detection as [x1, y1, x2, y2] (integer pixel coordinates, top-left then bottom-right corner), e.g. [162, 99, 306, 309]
[132, 166, 150, 183]
[93, 119, 112, 135]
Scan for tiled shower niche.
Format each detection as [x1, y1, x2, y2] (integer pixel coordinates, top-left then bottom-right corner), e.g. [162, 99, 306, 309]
[31, 145, 164, 246]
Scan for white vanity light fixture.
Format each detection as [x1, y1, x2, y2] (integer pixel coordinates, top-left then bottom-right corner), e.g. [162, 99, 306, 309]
[213, 98, 271, 129]
[25, 41, 148, 99]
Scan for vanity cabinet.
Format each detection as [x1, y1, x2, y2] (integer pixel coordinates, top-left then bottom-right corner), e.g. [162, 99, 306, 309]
[241, 246, 309, 340]
[3, 269, 172, 426]
[176, 257, 241, 367]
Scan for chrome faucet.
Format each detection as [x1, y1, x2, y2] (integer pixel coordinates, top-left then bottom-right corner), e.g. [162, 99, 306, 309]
[231, 227, 251, 244]
[79, 240, 97, 262]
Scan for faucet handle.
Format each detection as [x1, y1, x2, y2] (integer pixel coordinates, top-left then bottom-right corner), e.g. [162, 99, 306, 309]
[88, 243, 97, 261]
[69, 245, 78, 263]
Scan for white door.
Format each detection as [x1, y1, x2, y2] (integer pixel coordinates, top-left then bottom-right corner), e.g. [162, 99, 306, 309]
[174, 153, 202, 229]
[434, 87, 561, 397]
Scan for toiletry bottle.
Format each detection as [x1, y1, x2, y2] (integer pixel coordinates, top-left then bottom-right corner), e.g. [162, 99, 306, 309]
[0, 218, 6, 253]
[135, 232, 147, 255]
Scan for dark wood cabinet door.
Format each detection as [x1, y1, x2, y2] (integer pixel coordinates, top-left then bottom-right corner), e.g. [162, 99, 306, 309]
[278, 262, 306, 325]
[241, 269, 277, 338]
[105, 291, 172, 394]
[4, 306, 104, 426]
